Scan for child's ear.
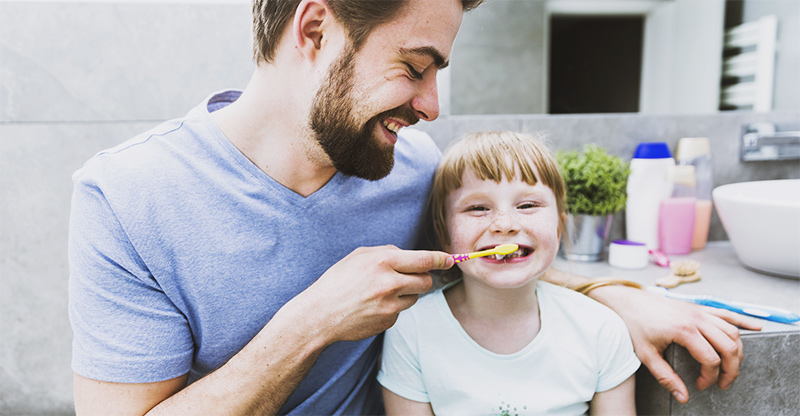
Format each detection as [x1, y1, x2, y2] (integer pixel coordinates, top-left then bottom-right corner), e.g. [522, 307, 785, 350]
[292, 0, 333, 61]
[558, 212, 567, 239]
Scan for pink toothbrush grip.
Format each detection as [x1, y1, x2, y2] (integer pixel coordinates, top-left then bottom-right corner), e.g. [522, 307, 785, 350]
[451, 253, 470, 263]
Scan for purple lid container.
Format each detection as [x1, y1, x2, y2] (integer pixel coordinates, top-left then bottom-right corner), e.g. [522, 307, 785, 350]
[612, 239, 646, 246]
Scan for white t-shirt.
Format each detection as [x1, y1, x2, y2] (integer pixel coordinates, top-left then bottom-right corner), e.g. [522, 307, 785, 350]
[378, 281, 640, 416]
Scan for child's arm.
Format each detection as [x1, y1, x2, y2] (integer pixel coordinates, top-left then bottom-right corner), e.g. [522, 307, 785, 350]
[589, 374, 636, 415]
[382, 387, 435, 416]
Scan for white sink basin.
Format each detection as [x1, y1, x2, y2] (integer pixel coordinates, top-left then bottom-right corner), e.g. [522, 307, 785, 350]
[713, 179, 800, 278]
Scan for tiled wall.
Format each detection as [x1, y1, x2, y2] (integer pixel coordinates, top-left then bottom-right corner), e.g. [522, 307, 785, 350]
[1, 1, 798, 414]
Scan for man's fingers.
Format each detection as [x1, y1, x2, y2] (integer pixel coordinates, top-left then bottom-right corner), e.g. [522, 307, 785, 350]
[638, 344, 689, 404]
[385, 249, 454, 273]
[394, 273, 433, 297]
[396, 293, 420, 312]
[697, 314, 744, 390]
[673, 323, 728, 391]
[705, 306, 763, 332]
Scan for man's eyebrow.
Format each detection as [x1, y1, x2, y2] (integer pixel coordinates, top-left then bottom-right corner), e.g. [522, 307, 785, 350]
[399, 46, 449, 69]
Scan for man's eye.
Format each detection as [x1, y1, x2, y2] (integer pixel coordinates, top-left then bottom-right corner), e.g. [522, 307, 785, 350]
[405, 63, 424, 80]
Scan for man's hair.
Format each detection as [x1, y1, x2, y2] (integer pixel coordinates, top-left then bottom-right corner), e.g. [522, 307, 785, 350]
[252, 0, 485, 64]
[429, 131, 567, 281]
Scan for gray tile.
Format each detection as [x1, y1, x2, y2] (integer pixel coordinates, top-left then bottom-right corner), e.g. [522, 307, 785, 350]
[670, 333, 800, 415]
[415, 119, 455, 151]
[452, 0, 546, 115]
[447, 115, 524, 144]
[0, 2, 253, 122]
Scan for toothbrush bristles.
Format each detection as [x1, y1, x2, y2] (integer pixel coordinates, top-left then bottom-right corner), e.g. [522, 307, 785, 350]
[493, 244, 518, 255]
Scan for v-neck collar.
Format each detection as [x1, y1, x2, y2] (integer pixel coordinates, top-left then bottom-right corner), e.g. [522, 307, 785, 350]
[201, 90, 349, 207]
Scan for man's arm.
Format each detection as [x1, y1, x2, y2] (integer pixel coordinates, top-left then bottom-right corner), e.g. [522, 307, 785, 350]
[74, 373, 188, 416]
[73, 246, 453, 415]
[542, 268, 762, 404]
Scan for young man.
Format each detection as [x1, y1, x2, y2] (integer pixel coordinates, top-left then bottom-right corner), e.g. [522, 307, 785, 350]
[69, 0, 759, 414]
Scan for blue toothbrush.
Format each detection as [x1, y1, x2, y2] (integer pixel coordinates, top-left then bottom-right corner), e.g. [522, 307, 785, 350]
[646, 286, 800, 324]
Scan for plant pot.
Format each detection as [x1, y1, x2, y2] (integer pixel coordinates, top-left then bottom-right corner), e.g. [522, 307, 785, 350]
[559, 213, 613, 261]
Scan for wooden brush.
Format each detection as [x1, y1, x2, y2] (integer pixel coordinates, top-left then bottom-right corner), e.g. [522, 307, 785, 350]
[656, 259, 701, 288]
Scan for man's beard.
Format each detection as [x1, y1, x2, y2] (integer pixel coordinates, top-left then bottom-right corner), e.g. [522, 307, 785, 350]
[309, 44, 417, 181]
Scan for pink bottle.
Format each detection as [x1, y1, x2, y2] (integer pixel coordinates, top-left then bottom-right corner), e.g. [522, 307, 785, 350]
[676, 137, 714, 250]
[659, 166, 696, 254]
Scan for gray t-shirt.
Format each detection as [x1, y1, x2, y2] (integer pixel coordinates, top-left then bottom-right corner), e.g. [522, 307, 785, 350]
[68, 90, 441, 414]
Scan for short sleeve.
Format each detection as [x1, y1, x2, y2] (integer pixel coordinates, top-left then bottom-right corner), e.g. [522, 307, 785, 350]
[377, 309, 430, 403]
[68, 171, 194, 383]
[595, 310, 641, 392]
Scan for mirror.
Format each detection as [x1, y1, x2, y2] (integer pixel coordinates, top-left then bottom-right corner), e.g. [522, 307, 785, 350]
[447, 0, 799, 116]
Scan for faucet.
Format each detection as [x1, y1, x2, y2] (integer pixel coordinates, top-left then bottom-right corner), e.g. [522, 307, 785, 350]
[740, 122, 800, 162]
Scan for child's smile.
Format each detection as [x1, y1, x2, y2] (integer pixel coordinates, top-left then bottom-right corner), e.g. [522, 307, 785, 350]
[478, 244, 532, 262]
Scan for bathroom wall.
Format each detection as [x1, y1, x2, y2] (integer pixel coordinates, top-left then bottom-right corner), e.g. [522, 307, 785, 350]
[1, 1, 798, 414]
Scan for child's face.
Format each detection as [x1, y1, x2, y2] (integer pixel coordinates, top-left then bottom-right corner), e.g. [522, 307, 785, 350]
[444, 168, 562, 289]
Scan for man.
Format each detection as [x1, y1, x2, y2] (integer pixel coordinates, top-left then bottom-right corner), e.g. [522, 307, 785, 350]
[69, 0, 759, 414]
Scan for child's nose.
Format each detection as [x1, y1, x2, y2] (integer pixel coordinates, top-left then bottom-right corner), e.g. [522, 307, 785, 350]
[489, 210, 520, 234]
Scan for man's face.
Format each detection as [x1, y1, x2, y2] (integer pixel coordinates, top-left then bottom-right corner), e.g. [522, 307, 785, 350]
[309, 0, 464, 181]
[309, 43, 415, 181]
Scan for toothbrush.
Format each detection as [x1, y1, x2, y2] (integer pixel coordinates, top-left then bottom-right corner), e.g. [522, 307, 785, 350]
[451, 244, 519, 263]
[646, 286, 800, 324]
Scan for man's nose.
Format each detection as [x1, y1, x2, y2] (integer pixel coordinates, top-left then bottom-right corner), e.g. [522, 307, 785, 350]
[411, 72, 440, 122]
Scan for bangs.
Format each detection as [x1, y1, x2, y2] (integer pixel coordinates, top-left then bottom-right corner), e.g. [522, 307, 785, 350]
[437, 131, 562, 194]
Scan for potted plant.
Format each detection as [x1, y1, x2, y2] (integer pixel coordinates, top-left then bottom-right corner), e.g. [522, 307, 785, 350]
[556, 144, 630, 261]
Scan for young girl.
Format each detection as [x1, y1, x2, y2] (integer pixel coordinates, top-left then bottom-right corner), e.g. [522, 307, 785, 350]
[378, 131, 639, 415]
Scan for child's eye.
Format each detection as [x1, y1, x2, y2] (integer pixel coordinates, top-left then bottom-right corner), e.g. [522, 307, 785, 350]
[404, 63, 424, 80]
[518, 202, 541, 210]
[466, 205, 489, 212]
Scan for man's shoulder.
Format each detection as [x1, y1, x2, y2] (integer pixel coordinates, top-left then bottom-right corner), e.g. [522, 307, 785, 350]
[74, 91, 231, 187]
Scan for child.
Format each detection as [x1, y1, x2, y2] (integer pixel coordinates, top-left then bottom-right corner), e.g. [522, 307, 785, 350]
[378, 131, 639, 415]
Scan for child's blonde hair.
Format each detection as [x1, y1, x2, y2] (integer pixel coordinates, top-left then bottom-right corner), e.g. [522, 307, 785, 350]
[430, 131, 567, 279]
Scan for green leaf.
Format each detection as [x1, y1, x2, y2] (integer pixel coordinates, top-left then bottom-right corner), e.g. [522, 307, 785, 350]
[556, 145, 630, 216]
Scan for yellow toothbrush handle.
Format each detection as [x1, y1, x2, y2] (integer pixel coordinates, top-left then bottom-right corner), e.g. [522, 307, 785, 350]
[450, 245, 518, 263]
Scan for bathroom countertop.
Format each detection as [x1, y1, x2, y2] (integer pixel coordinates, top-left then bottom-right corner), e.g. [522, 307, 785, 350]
[553, 241, 800, 334]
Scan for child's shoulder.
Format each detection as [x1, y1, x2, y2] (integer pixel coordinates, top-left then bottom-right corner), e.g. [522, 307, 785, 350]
[396, 284, 450, 323]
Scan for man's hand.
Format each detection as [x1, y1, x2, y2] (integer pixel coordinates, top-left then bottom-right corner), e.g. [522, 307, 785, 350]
[588, 285, 762, 403]
[294, 245, 454, 344]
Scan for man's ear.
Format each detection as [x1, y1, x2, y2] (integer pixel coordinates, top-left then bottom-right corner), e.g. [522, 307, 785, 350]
[292, 0, 332, 61]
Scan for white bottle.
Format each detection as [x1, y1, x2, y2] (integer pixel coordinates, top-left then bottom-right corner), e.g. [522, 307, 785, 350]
[676, 137, 713, 250]
[626, 142, 675, 249]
